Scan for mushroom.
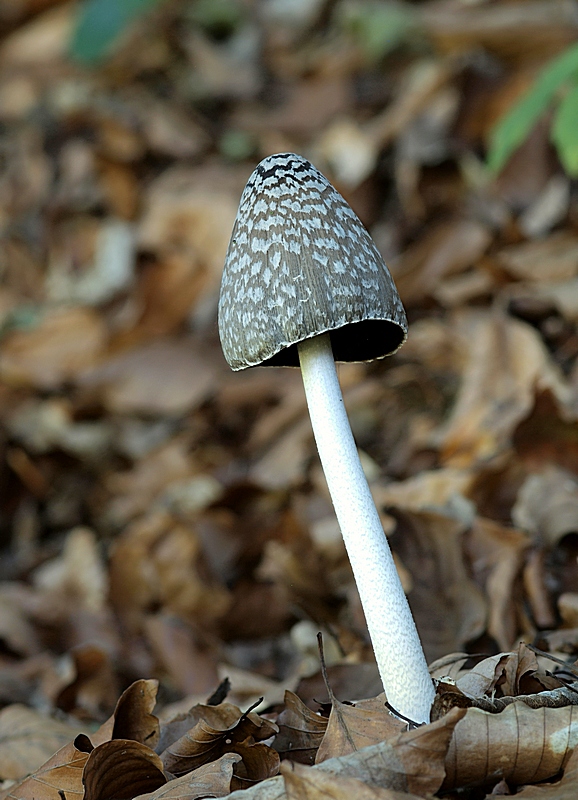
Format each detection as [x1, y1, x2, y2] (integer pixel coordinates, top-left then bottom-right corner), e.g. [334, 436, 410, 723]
[218, 153, 434, 724]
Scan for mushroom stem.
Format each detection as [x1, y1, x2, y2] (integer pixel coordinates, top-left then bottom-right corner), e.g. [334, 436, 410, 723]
[298, 332, 434, 724]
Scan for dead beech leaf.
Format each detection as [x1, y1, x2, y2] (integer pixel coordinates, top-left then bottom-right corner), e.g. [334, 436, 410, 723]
[0, 704, 84, 781]
[443, 702, 578, 789]
[513, 465, 578, 546]
[315, 694, 404, 763]
[274, 691, 328, 765]
[161, 701, 277, 776]
[112, 678, 160, 750]
[497, 232, 578, 283]
[516, 740, 578, 797]
[231, 740, 280, 791]
[394, 219, 491, 306]
[82, 739, 166, 800]
[0, 737, 89, 800]
[133, 752, 241, 799]
[388, 509, 486, 662]
[80, 337, 218, 416]
[281, 761, 422, 800]
[223, 707, 466, 800]
[465, 518, 529, 651]
[0, 307, 107, 390]
[438, 310, 569, 467]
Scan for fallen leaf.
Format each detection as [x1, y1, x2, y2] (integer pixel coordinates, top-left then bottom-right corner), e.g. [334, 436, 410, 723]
[516, 740, 578, 797]
[112, 678, 160, 750]
[513, 465, 578, 546]
[160, 701, 277, 776]
[80, 337, 219, 416]
[388, 508, 487, 662]
[394, 219, 491, 306]
[281, 761, 422, 800]
[0, 705, 84, 781]
[443, 702, 578, 789]
[0, 307, 107, 390]
[0, 737, 89, 800]
[222, 708, 465, 800]
[465, 518, 530, 650]
[437, 310, 570, 466]
[497, 232, 578, 283]
[82, 739, 166, 800]
[274, 691, 328, 766]
[133, 753, 241, 799]
[315, 694, 404, 764]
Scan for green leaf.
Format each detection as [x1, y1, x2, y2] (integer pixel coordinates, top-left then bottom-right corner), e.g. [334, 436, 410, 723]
[70, 0, 164, 65]
[487, 41, 578, 174]
[551, 82, 578, 176]
[341, 1, 416, 63]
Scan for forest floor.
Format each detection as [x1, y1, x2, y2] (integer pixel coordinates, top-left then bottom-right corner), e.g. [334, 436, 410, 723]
[1, 1, 578, 798]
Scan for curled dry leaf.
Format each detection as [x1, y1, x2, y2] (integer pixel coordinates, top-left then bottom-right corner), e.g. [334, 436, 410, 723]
[315, 693, 404, 764]
[112, 678, 161, 750]
[0, 737, 89, 800]
[133, 752, 241, 799]
[388, 508, 486, 662]
[443, 702, 578, 789]
[274, 691, 328, 766]
[281, 760, 423, 800]
[0, 704, 84, 781]
[223, 707, 466, 800]
[0, 307, 107, 391]
[437, 310, 569, 467]
[515, 741, 578, 798]
[160, 701, 278, 779]
[82, 739, 166, 800]
[465, 518, 529, 651]
[231, 741, 280, 791]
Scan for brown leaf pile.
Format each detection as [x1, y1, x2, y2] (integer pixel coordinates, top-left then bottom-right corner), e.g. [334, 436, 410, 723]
[2, 0, 578, 797]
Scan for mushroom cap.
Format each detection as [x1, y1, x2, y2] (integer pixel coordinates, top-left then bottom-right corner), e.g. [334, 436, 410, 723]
[219, 153, 407, 370]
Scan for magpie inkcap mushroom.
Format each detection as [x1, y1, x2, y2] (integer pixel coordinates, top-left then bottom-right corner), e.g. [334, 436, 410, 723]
[218, 153, 434, 725]
[219, 152, 407, 369]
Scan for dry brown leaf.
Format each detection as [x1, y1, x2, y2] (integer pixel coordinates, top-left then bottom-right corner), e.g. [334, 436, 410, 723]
[109, 510, 230, 639]
[281, 761, 423, 800]
[421, 0, 578, 60]
[80, 337, 219, 416]
[437, 310, 569, 466]
[144, 613, 220, 698]
[230, 708, 465, 800]
[465, 518, 530, 650]
[513, 466, 578, 546]
[223, 707, 466, 800]
[0, 2, 73, 66]
[274, 691, 328, 766]
[515, 740, 578, 797]
[82, 739, 166, 800]
[160, 701, 277, 776]
[315, 694, 404, 764]
[388, 509, 487, 662]
[0, 705, 84, 781]
[0, 307, 107, 390]
[443, 702, 578, 789]
[137, 165, 241, 307]
[394, 219, 491, 306]
[497, 233, 578, 283]
[231, 740, 280, 791]
[0, 736, 89, 800]
[133, 753, 241, 799]
[112, 678, 160, 750]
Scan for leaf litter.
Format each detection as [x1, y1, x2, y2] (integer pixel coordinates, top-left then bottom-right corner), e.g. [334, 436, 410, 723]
[2, 0, 578, 798]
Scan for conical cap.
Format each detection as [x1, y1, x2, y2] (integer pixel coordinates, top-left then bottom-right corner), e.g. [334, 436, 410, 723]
[219, 153, 407, 370]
